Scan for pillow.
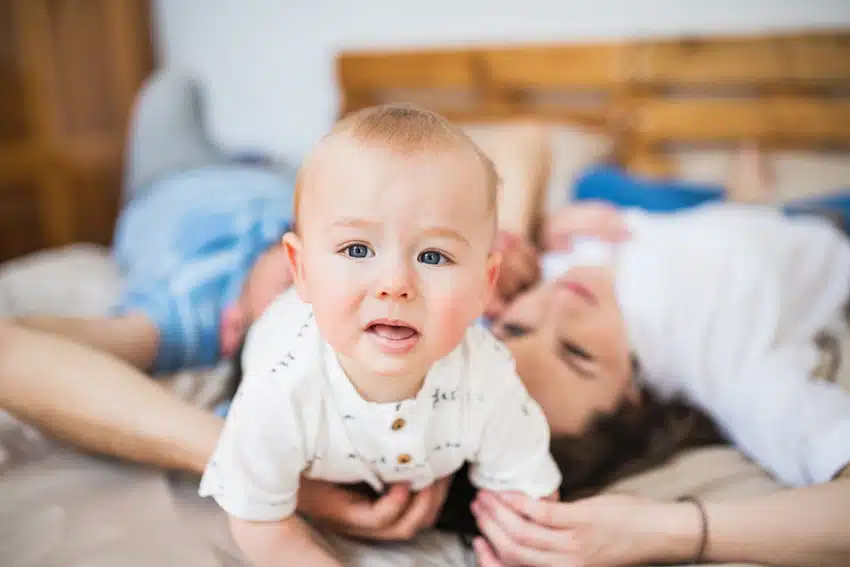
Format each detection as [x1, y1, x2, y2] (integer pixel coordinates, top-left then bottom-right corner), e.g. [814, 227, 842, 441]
[773, 152, 850, 202]
[672, 148, 850, 203]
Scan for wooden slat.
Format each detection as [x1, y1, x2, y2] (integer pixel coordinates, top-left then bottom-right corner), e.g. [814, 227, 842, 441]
[633, 32, 850, 87]
[633, 99, 850, 145]
[485, 44, 626, 89]
[786, 34, 850, 85]
[633, 37, 784, 86]
[339, 50, 477, 90]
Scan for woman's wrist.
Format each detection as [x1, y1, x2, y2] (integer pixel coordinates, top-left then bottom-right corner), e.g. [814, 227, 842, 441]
[643, 499, 706, 564]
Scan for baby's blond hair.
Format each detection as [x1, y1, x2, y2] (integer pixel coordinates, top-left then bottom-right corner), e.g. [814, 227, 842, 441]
[292, 103, 500, 232]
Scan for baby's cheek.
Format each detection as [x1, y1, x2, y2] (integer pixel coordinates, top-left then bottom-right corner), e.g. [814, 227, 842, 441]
[429, 287, 483, 350]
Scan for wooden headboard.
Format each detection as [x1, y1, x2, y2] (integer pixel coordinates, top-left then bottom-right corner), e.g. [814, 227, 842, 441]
[337, 30, 850, 176]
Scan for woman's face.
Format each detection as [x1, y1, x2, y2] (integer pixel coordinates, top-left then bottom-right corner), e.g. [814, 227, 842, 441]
[493, 265, 637, 437]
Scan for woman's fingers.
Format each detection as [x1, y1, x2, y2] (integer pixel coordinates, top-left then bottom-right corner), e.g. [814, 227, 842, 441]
[473, 537, 506, 567]
[475, 491, 572, 552]
[472, 497, 573, 567]
[495, 491, 586, 528]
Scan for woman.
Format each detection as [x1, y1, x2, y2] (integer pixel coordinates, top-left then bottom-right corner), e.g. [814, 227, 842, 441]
[468, 201, 850, 567]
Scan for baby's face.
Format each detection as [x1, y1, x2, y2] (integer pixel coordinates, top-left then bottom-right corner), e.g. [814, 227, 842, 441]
[288, 142, 497, 386]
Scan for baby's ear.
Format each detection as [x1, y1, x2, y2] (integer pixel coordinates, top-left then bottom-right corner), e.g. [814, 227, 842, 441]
[220, 304, 246, 359]
[282, 232, 310, 303]
[483, 250, 502, 314]
[486, 250, 502, 290]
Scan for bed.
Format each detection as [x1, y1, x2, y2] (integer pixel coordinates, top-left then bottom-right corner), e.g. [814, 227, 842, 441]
[2, 29, 849, 567]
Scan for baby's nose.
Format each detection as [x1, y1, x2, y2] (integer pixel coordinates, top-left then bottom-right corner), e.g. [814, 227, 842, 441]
[377, 260, 416, 300]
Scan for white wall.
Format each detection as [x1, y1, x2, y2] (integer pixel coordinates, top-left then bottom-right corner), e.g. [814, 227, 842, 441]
[153, 0, 850, 166]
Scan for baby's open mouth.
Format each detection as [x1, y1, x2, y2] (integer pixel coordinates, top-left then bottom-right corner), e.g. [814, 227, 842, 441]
[367, 323, 418, 341]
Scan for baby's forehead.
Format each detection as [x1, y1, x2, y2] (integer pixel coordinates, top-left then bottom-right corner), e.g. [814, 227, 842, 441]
[319, 132, 479, 171]
[312, 138, 488, 196]
[294, 129, 497, 233]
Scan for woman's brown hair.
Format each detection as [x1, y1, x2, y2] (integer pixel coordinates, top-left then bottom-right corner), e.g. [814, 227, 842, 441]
[435, 376, 725, 537]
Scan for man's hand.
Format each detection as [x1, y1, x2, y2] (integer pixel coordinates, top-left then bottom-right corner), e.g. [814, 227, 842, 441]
[297, 476, 452, 541]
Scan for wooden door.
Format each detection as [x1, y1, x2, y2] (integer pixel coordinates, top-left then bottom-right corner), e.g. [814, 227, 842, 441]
[0, 0, 153, 262]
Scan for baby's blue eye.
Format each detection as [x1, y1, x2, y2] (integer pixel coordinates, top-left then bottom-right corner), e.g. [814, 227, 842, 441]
[418, 250, 446, 265]
[346, 244, 371, 258]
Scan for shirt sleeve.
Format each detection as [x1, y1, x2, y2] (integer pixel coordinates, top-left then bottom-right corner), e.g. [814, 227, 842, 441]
[466, 330, 562, 498]
[198, 365, 308, 521]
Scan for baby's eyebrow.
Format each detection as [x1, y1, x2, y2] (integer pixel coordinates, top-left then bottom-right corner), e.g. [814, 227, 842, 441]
[330, 217, 379, 230]
[421, 226, 471, 247]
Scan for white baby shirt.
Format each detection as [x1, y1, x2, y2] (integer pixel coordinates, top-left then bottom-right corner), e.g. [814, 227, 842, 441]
[199, 289, 561, 522]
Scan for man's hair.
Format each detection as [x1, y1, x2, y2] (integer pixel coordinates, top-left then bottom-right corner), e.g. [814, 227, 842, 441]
[292, 103, 501, 232]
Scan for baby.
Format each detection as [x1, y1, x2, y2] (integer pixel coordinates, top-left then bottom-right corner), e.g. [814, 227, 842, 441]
[199, 104, 561, 566]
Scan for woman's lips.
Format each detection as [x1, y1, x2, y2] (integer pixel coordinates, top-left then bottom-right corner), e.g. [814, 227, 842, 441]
[556, 278, 597, 304]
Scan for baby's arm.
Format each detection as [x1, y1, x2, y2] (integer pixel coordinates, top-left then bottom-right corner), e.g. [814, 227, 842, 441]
[467, 331, 562, 499]
[198, 360, 333, 563]
[230, 515, 341, 567]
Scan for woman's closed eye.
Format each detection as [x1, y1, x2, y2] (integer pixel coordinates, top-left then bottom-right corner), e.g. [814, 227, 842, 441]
[562, 340, 592, 360]
[500, 322, 531, 337]
[559, 339, 595, 378]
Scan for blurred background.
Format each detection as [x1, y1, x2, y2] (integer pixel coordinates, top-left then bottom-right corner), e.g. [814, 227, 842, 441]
[1, 0, 849, 262]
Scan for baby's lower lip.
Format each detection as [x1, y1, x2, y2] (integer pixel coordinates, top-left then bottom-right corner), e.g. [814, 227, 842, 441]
[366, 324, 420, 354]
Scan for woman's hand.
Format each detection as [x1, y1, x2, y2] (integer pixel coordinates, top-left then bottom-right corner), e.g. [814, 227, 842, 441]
[542, 202, 631, 251]
[297, 476, 452, 542]
[471, 490, 700, 567]
[487, 231, 541, 319]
